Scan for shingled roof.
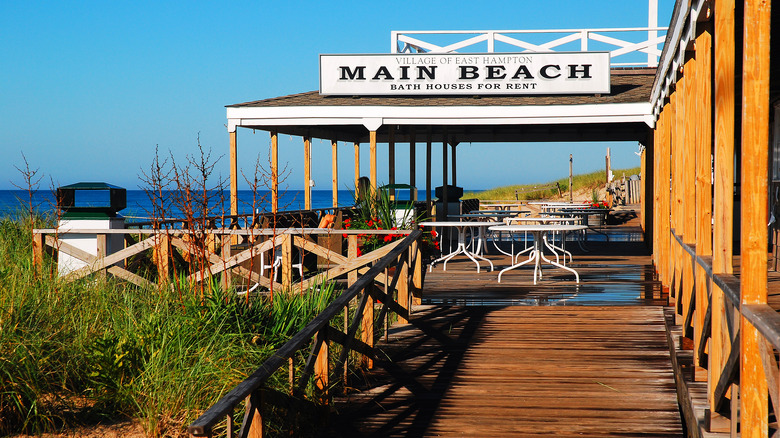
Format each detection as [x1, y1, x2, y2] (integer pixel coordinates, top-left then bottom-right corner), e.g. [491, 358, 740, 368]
[229, 69, 656, 108]
[226, 68, 656, 143]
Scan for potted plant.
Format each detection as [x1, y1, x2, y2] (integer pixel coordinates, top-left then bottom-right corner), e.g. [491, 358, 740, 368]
[588, 198, 610, 226]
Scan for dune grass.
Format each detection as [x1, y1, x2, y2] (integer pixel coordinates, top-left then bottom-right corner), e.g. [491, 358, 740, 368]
[0, 214, 346, 436]
[465, 166, 641, 200]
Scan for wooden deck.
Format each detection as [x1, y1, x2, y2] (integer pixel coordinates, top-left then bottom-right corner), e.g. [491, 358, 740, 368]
[328, 210, 684, 437]
[329, 306, 682, 437]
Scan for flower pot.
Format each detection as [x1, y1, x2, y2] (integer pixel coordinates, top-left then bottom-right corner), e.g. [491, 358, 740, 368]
[588, 212, 607, 227]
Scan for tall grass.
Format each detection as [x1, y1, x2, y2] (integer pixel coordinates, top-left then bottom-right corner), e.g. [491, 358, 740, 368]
[0, 215, 343, 436]
[465, 166, 641, 200]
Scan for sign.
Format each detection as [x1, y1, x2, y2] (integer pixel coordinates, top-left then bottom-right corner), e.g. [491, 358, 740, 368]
[319, 52, 611, 96]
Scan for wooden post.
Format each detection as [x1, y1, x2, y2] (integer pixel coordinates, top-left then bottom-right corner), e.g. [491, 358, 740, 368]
[314, 327, 329, 403]
[681, 53, 696, 339]
[32, 232, 44, 272]
[361, 286, 374, 369]
[246, 391, 263, 438]
[155, 233, 170, 284]
[271, 132, 279, 214]
[397, 257, 409, 324]
[643, 132, 654, 248]
[451, 143, 457, 188]
[332, 139, 338, 208]
[347, 236, 358, 287]
[740, 0, 771, 435]
[671, 86, 682, 315]
[440, 137, 448, 221]
[230, 130, 238, 216]
[354, 141, 360, 190]
[693, 23, 713, 383]
[710, 0, 735, 429]
[388, 127, 395, 200]
[369, 131, 377, 192]
[426, 134, 432, 218]
[605, 147, 612, 205]
[281, 234, 293, 290]
[409, 132, 416, 200]
[304, 136, 312, 210]
[661, 101, 673, 289]
[96, 233, 107, 279]
[221, 236, 232, 291]
[569, 154, 574, 202]
[411, 240, 422, 305]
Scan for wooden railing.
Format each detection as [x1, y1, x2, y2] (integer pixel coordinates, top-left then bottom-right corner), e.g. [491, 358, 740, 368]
[186, 230, 423, 437]
[669, 229, 780, 436]
[126, 207, 353, 230]
[32, 226, 418, 292]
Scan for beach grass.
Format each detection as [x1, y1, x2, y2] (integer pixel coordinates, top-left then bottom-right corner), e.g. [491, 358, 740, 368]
[464, 166, 641, 200]
[0, 214, 346, 436]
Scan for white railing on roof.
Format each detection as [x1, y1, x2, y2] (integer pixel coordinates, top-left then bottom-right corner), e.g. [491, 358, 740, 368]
[391, 28, 667, 68]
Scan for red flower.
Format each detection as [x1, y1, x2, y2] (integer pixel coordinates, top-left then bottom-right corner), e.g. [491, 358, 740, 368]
[356, 247, 362, 257]
[431, 230, 438, 238]
[383, 235, 393, 242]
[367, 220, 374, 227]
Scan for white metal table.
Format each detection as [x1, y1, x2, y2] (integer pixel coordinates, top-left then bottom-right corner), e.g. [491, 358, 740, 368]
[488, 224, 587, 284]
[503, 216, 578, 263]
[421, 221, 499, 272]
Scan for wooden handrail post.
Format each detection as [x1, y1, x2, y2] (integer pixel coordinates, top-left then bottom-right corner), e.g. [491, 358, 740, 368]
[314, 327, 329, 404]
[348, 236, 358, 287]
[221, 237, 232, 291]
[245, 390, 263, 438]
[155, 232, 170, 284]
[361, 285, 374, 369]
[411, 240, 422, 306]
[96, 233, 107, 279]
[397, 255, 409, 325]
[281, 234, 293, 290]
[32, 232, 44, 273]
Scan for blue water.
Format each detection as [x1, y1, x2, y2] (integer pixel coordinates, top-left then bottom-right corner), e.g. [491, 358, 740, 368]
[0, 189, 372, 221]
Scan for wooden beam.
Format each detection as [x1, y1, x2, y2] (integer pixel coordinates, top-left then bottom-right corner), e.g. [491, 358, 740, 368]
[230, 130, 238, 216]
[740, 0, 771, 435]
[369, 131, 377, 192]
[332, 139, 338, 208]
[304, 136, 312, 210]
[271, 132, 279, 214]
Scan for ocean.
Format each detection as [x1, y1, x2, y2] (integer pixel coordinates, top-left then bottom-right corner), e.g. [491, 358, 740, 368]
[0, 189, 368, 222]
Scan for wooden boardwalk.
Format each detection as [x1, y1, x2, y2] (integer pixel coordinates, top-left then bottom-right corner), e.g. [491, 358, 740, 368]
[328, 211, 684, 437]
[329, 306, 682, 437]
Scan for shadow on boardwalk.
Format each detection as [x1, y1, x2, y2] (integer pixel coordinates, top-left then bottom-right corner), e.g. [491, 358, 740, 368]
[329, 306, 490, 437]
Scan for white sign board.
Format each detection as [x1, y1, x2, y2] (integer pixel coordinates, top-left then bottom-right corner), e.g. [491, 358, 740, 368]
[320, 52, 610, 96]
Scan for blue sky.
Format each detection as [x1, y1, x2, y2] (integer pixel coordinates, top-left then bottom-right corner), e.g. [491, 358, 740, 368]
[0, 1, 674, 191]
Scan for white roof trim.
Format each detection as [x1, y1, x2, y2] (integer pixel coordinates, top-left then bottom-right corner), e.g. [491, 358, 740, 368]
[227, 102, 654, 132]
